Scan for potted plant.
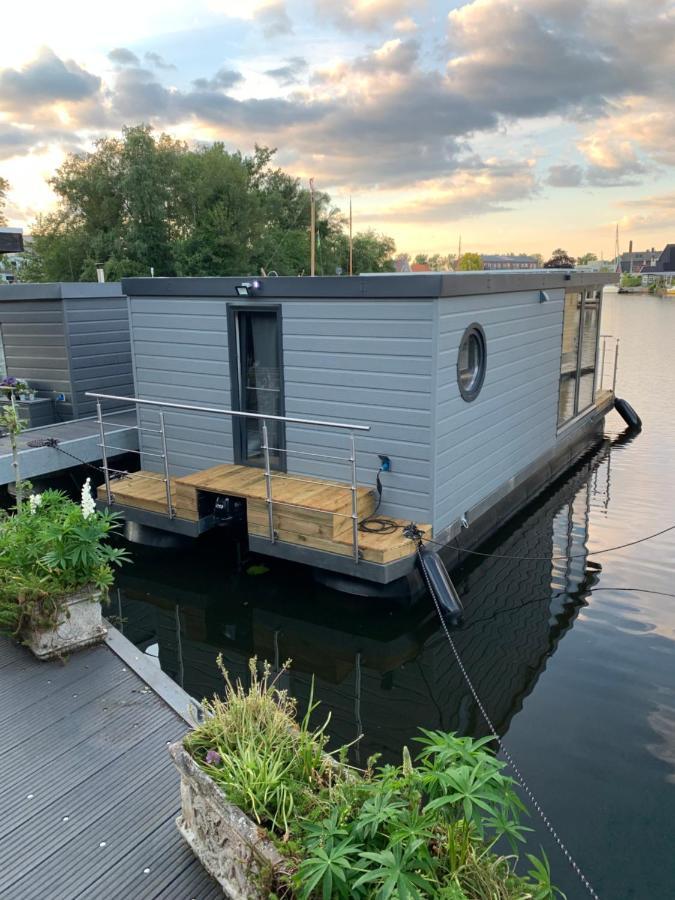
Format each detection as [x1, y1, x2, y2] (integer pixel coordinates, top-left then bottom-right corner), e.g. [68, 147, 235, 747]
[169, 658, 563, 899]
[16, 379, 31, 401]
[0, 478, 130, 659]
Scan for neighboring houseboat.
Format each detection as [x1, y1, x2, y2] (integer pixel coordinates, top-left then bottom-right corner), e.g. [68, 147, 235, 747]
[0, 283, 134, 426]
[93, 271, 620, 593]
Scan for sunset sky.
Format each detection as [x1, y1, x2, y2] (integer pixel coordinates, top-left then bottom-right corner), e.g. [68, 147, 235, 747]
[1, 0, 674, 259]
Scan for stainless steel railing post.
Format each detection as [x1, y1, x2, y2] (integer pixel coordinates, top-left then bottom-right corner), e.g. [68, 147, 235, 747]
[350, 432, 359, 564]
[158, 409, 174, 519]
[612, 339, 620, 392]
[97, 399, 112, 504]
[600, 337, 607, 390]
[261, 420, 275, 542]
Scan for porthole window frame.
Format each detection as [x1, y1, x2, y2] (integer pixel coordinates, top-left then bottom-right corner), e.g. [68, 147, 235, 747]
[456, 322, 487, 402]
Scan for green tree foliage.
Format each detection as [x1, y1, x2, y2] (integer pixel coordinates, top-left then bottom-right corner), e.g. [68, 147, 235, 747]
[0, 176, 8, 226]
[543, 248, 575, 268]
[577, 252, 598, 265]
[457, 252, 483, 271]
[22, 125, 396, 281]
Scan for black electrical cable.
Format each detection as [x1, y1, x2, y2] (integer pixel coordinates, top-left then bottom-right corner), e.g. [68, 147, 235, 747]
[418, 522, 675, 561]
[358, 467, 401, 534]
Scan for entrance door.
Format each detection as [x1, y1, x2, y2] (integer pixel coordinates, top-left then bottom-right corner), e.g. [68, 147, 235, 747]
[231, 308, 284, 469]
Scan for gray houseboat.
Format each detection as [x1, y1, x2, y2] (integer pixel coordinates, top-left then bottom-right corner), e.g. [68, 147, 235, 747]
[0, 282, 133, 426]
[94, 271, 621, 593]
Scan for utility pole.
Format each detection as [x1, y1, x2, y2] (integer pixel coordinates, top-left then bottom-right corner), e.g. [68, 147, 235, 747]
[457, 235, 462, 266]
[614, 223, 621, 274]
[309, 178, 316, 277]
[349, 196, 353, 276]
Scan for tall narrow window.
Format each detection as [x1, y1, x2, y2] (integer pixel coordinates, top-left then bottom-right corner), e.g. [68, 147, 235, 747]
[558, 287, 600, 427]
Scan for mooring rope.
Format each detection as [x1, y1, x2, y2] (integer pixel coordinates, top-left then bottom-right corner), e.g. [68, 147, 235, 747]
[414, 539, 600, 899]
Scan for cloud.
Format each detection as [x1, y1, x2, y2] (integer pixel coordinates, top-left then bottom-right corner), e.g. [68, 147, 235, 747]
[578, 133, 647, 186]
[393, 17, 418, 33]
[617, 194, 675, 232]
[370, 158, 538, 222]
[254, 0, 292, 36]
[0, 47, 101, 112]
[265, 57, 308, 86]
[0, 122, 79, 159]
[546, 164, 584, 188]
[315, 0, 423, 31]
[108, 47, 140, 67]
[446, 0, 675, 120]
[144, 51, 176, 70]
[192, 66, 244, 91]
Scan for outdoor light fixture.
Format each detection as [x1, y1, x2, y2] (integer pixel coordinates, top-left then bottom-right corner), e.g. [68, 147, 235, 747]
[539, 290, 550, 303]
[234, 280, 261, 297]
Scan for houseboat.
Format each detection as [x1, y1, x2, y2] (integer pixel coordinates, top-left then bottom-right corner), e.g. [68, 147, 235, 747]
[0, 282, 133, 427]
[91, 271, 623, 594]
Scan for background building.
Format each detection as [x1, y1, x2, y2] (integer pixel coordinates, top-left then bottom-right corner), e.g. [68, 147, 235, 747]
[481, 254, 538, 270]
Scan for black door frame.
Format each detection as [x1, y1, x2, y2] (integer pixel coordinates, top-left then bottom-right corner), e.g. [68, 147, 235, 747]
[227, 303, 286, 470]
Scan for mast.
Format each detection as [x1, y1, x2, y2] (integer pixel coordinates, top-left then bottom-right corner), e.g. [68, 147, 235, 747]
[309, 178, 316, 277]
[614, 223, 621, 274]
[349, 195, 353, 276]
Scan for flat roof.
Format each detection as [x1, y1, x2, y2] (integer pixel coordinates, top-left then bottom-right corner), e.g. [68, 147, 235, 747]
[122, 271, 618, 300]
[0, 283, 124, 301]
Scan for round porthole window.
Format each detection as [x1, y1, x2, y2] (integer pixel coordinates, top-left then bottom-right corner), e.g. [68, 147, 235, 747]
[457, 323, 486, 401]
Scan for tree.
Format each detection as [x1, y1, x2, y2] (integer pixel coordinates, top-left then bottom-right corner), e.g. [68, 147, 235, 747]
[457, 252, 483, 271]
[0, 176, 8, 226]
[577, 252, 598, 265]
[348, 230, 396, 273]
[543, 248, 575, 268]
[21, 126, 396, 282]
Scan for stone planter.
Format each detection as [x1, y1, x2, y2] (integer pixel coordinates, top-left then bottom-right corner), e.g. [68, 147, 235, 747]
[21, 586, 106, 660]
[169, 741, 292, 898]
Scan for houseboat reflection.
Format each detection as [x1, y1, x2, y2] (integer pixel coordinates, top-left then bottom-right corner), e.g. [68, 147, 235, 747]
[114, 440, 612, 763]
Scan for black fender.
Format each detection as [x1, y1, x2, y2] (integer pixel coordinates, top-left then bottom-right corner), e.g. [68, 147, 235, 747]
[614, 397, 642, 432]
[417, 543, 463, 627]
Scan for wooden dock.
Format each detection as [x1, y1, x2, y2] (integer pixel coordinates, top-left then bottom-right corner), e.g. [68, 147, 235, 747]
[0, 409, 138, 487]
[0, 632, 218, 899]
[99, 464, 428, 564]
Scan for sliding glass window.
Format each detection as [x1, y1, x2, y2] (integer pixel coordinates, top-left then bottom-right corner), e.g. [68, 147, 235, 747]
[558, 288, 600, 427]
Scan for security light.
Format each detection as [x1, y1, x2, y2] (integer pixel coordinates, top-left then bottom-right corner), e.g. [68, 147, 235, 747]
[234, 280, 261, 297]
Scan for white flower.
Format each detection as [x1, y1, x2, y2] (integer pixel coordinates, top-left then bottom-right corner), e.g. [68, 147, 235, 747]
[81, 477, 96, 520]
[28, 493, 43, 515]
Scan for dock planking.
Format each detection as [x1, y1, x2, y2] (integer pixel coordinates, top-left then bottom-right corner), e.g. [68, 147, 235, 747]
[0, 635, 218, 899]
[100, 463, 430, 563]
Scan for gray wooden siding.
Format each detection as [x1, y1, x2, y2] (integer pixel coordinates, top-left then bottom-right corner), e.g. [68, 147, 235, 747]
[281, 300, 434, 522]
[64, 296, 134, 418]
[128, 297, 233, 475]
[127, 295, 434, 521]
[0, 300, 74, 418]
[431, 289, 564, 533]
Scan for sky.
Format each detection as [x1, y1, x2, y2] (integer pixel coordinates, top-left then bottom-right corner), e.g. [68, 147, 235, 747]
[1, 0, 674, 259]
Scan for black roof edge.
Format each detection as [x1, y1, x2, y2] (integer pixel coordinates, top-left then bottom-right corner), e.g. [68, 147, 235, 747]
[121, 271, 619, 299]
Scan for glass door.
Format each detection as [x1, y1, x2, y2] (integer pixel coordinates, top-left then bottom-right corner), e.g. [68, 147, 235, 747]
[232, 308, 284, 468]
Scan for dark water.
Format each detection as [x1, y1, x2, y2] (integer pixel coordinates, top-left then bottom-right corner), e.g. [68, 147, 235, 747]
[114, 292, 675, 900]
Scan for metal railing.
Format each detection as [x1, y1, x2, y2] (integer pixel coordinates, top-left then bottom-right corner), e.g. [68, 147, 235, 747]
[599, 335, 620, 392]
[87, 392, 371, 564]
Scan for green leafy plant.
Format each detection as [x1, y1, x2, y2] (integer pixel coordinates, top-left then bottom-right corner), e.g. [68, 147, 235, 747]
[0, 484, 130, 634]
[185, 658, 566, 899]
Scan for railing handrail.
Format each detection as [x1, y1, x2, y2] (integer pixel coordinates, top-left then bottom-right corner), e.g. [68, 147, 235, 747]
[86, 392, 370, 432]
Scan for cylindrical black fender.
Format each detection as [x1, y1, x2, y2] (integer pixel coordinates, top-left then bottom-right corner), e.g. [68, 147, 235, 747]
[417, 544, 463, 626]
[614, 397, 642, 432]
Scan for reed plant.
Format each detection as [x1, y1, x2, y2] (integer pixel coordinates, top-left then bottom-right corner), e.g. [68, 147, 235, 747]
[185, 658, 565, 899]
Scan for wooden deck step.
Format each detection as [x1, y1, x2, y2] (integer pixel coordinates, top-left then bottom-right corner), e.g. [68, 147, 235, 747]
[99, 464, 430, 564]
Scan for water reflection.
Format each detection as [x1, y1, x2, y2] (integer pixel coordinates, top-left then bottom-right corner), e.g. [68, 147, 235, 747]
[114, 438, 614, 765]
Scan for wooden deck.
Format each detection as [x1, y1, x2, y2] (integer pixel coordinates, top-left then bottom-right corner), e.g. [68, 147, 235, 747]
[100, 464, 428, 564]
[0, 634, 218, 899]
